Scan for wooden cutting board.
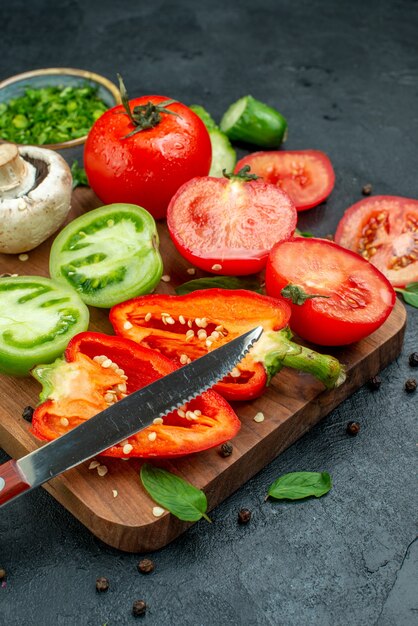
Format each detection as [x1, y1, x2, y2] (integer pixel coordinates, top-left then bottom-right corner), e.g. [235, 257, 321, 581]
[0, 188, 406, 552]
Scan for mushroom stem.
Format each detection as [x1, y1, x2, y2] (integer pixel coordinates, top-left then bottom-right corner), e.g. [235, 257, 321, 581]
[0, 143, 38, 199]
[0, 143, 28, 191]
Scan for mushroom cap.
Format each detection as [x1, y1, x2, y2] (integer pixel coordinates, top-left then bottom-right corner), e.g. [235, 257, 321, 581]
[0, 146, 72, 254]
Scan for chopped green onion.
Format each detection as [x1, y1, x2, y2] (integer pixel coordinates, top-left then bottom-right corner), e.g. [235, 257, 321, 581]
[0, 84, 108, 145]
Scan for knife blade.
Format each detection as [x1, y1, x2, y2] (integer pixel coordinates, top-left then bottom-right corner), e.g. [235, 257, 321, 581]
[0, 325, 263, 507]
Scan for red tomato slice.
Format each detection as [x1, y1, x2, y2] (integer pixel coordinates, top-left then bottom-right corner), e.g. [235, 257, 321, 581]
[265, 238, 396, 346]
[335, 195, 418, 287]
[167, 176, 297, 275]
[235, 150, 335, 211]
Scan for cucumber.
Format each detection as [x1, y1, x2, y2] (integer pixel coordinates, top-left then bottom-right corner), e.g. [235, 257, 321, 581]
[189, 104, 236, 177]
[208, 128, 236, 177]
[220, 95, 288, 148]
[189, 104, 218, 130]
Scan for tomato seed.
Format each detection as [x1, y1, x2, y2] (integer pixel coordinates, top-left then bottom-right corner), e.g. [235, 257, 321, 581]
[152, 506, 165, 517]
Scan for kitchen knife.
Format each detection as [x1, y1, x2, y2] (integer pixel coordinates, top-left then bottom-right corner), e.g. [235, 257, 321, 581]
[0, 325, 263, 507]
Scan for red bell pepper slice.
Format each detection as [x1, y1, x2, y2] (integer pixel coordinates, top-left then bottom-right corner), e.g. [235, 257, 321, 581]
[110, 289, 345, 401]
[31, 332, 241, 458]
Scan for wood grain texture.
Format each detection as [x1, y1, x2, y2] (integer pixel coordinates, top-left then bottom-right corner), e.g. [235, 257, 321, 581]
[0, 188, 406, 552]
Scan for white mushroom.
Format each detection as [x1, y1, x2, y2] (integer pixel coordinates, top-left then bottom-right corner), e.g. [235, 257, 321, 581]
[0, 143, 72, 254]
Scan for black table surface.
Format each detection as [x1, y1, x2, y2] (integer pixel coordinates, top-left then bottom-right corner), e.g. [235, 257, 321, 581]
[1, 1, 417, 624]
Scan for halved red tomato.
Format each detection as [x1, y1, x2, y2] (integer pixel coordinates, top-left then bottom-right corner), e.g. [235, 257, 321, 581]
[265, 238, 396, 346]
[167, 175, 297, 275]
[335, 195, 418, 287]
[235, 150, 335, 211]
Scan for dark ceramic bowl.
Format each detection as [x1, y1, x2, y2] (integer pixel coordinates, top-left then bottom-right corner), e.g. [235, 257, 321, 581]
[0, 67, 120, 150]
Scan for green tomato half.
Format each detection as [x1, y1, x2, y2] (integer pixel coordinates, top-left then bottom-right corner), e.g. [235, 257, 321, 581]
[49, 204, 164, 308]
[0, 276, 89, 377]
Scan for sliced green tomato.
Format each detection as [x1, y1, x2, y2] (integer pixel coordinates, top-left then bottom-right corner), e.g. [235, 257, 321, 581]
[220, 95, 288, 148]
[208, 129, 237, 177]
[0, 276, 89, 377]
[49, 204, 163, 308]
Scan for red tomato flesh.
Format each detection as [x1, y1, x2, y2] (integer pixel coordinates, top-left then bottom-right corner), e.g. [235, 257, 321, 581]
[167, 176, 297, 275]
[265, 238, 396, 346]
[235, 150, 335, 211]
[335, 195, 418, 287]
[84, 96, 212, 220]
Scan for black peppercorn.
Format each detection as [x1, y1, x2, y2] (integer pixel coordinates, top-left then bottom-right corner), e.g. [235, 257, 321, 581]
[219, 441, 233, 458]
[368, 375, 381, 390]
[405, 378, 417, 393]
[362, 183, 373, 196]
[346, 421, 361, 436]
[137, 558, 154, 574]
[132, 600, 147, 617]
[22, 406, 34, 422]
[238, 508, 252, 524]
[0, 569, 6, 581]
[408, 353, 418, 367]
[96, 576, 109, 592]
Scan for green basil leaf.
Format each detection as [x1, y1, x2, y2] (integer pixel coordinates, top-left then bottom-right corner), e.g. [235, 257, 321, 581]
[267, 471, 332, 500]
[395, 282, 418, 308]
[71, 160, 89, 189]
[140, 463, 211, 522]
[175, 275, 262, 295]
[401, 291, 418, 307]
[295, 228, 314, 238]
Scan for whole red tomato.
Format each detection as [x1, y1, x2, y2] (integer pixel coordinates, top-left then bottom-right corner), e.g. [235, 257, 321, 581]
[84, 93, 212, 219]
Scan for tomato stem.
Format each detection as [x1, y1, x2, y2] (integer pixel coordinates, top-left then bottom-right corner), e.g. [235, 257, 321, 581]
[251, 328, 346, 389]
[117, 74, 180, 138]
[222, 164, 260, 182]
[281, 284, 330, 306]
